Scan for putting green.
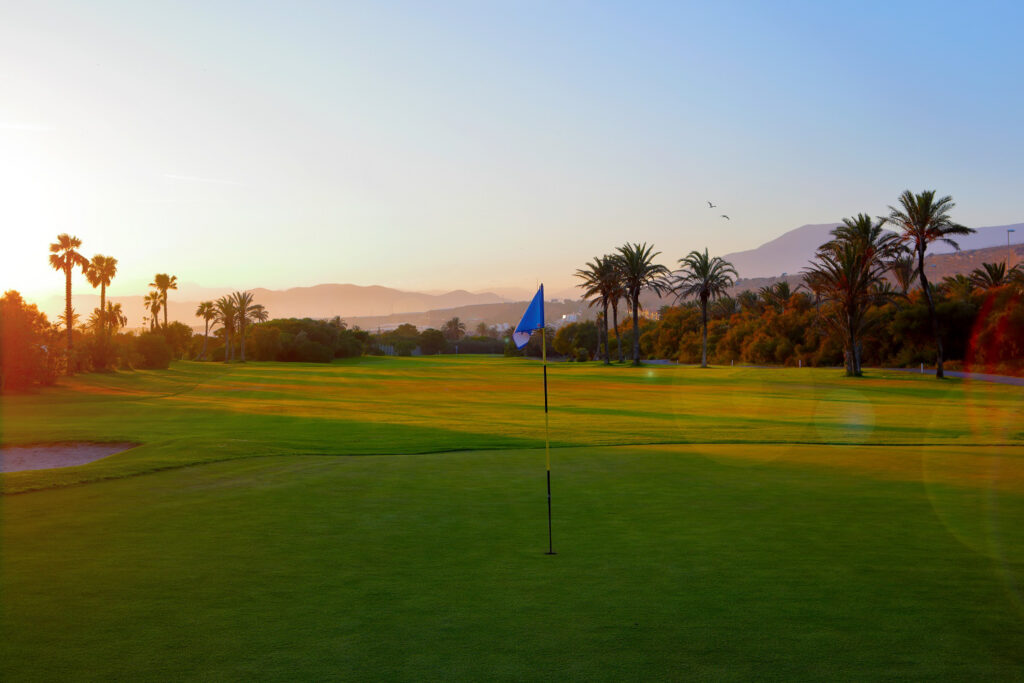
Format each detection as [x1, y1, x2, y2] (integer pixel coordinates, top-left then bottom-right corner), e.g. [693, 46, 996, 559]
[2, 358, 1023, 679]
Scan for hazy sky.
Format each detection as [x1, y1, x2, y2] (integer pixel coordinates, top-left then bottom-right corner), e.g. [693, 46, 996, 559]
[3, 0, 1023, 301]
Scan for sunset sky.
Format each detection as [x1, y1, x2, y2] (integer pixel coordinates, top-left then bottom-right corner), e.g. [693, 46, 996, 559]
[2, 0, 1023, 302]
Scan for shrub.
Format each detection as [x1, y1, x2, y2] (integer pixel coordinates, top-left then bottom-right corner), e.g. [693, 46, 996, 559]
[136, 332, 172, 369]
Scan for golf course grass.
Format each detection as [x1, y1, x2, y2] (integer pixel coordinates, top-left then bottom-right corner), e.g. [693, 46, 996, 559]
[2, 357, 1023, 679]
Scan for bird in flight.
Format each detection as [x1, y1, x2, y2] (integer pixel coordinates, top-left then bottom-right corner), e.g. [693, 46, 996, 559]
[721, 214, 730, 220]
[707, 201, 717, 208]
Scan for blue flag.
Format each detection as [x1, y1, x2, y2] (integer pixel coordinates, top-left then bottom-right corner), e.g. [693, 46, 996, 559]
[513, 285, 544, 349]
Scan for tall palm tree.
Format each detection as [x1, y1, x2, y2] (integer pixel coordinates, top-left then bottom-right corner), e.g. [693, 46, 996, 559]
[195, 301, 216, 360]
[150, 273, 178, 329]
[214, 296, 238, 362]
[49, 233, 90, 365]
[614, 242, 670, 366]
[969, 262, 1011, 291]
[607, 264, 627, 363]
[230, 291, 265, 362]
[144, 291, 162, 331]
[802, 237, 892, 378]
[826, 213, 900, 257]
[671, 248, 737, 367]
[884, 190, 974, 378]
[575, 255, 616, 364]
[85, 254, 118, 335]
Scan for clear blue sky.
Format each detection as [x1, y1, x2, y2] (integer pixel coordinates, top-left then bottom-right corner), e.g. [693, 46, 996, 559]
[2, 0, 1022, 299]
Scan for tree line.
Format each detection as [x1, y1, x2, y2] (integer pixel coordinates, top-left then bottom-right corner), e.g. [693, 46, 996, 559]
[575, 190, 1023, 377]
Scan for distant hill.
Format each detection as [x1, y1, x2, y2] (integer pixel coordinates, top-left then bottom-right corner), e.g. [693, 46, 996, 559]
[44, 284, 508, 330]
[723, 222, 1024, 279]
[348, 300, 588, 332]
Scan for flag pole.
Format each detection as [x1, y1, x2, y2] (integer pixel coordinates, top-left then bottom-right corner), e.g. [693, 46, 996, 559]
[543, 325, 555, 555]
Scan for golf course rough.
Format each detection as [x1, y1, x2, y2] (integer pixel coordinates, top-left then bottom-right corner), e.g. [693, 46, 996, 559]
[1, 357, 1022, 679]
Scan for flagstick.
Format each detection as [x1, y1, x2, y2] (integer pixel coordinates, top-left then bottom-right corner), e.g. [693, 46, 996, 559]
[543, 327, 555, 555]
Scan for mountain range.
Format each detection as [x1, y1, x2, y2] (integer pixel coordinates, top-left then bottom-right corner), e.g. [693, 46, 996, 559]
[39, 221, 1022, 330]
[45, 285, 508, 332]
[723, 222, 1024, 278]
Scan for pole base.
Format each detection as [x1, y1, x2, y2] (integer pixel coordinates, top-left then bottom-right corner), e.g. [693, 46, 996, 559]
[545, 551, 557, 555]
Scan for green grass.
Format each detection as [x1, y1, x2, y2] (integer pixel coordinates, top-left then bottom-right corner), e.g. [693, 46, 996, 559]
[2, 357, 1023, 679]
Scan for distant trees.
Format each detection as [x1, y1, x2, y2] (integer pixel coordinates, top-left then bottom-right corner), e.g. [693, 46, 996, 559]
[442, 317, 466, 341]
[884, 190, 974, 378]
[616, 193, 1024, 376]
[552, 321, 599, 360]
[419, 328, 447, 355]
[244, 318, 366, 362]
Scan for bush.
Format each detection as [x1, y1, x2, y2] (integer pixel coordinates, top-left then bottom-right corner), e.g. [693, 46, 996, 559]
[136, 333, 172, 369]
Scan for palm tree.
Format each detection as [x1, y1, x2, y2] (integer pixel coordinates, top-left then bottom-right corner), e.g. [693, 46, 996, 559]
[150, 273, 178, 329]
[884, 190, 974, 378]
[90, 301, 128, 334]
[613, 242, 670, 366]
[969, 262, 1012, 291]
[607, 265, 627, 363]
[195, 301, 216, 360]
[736, 290, 760, 313]
[230, 291, 266, 362]
[890, 253, 918, 296]
[144, 291, 162, 331]
[940, 274, 975, 303]
[250, 304, 269, 323]
[214, 296, 238, 362]
[758, 281, 792, 313]
[442, 317, 466, 342]
[85, 254, 118, 335]
[671, 249, 737, 368]
[56, 309, 80, 333]
[1012, 265, 1024, 290]
[49, 233, 90, 364]
[802, 237, 892, 378]
[826, 213, 900, 257]
[710, 295, 738, 320]
[575, 256, 617, 364]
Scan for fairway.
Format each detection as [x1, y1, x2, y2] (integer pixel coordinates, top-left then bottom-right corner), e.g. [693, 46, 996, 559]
[3, 358, 1024, 679]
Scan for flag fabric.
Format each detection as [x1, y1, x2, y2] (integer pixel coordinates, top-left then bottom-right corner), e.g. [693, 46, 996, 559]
[513, 285, 545, 349]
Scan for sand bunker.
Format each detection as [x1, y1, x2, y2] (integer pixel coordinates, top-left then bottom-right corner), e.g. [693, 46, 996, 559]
[0, 442, 138, 473]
